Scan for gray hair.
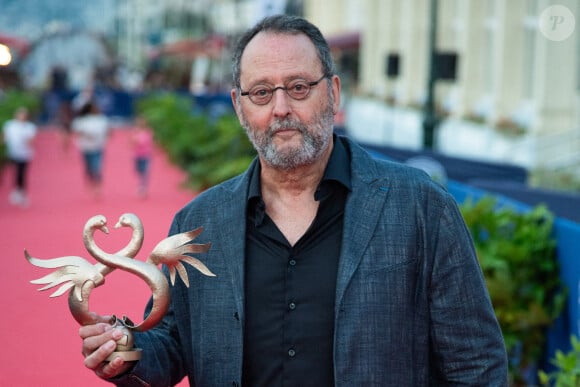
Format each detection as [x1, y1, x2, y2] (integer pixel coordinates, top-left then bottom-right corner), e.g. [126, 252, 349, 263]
[231, 15, 335, 90]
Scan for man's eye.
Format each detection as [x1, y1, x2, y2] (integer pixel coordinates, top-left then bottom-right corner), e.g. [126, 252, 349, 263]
[251, 88, 271, 97]
[291, 83, 308, 92]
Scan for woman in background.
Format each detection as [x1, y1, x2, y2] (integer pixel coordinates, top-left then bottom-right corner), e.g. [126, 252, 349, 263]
[130, 116, 154, 198]
[2, 107, 37, 207]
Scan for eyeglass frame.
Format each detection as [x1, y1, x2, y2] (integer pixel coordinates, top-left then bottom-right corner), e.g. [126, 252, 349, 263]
[239, 74, 330, 105]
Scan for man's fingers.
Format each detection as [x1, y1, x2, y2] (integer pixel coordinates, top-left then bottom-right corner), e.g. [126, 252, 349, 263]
[79, 322, 112, 339]
[81, 325, 123, 358]
[79, 321, 133, 380]
[94, 355, 132, 380]
[84, 340, 117, 369]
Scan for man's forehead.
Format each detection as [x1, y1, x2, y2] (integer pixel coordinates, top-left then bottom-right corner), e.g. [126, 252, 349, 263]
[240, 32, 320, 78]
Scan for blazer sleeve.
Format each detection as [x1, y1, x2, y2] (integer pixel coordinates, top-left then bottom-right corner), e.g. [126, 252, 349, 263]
[428, 196, 508, 384]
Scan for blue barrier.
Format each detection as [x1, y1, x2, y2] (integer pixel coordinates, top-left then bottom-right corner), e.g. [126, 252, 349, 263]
[40, 89, 235, 124]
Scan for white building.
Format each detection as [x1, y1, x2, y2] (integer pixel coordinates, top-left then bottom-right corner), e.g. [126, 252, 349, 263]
[305, 0, 580, 175]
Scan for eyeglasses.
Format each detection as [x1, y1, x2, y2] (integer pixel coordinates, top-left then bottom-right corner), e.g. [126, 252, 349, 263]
[240, 74, 328, 105]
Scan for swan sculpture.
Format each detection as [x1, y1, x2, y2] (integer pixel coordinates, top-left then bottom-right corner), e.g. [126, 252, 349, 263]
[25, 213, 144, 325]
[26, 212, 213, 333]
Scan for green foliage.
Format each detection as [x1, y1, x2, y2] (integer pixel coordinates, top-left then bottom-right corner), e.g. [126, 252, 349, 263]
[0, 89, 41, 167]
[459, 196, 567, 385]
[184, 113, 256, 189]
[539, 336, 580, 387]
[136, 93, 255, 190]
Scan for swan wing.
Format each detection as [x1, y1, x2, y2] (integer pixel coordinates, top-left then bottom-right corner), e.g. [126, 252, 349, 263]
[30, 267, 77, 285]
[25, 250, 104, 301]
[174, 261, 190, 287]
[146, 228, 213, 287]
[150, 228, 205, 255]
[180, 256, 215, 277]
[166, 263, 190, 287]
[50, 282, 76, 298]
[179, 241, 211, 255]
[25, 249, 91, 269]
[165, 255, 215, 288]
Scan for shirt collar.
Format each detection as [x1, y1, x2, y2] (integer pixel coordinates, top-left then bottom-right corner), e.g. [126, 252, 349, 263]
[320, 134, 351, 190]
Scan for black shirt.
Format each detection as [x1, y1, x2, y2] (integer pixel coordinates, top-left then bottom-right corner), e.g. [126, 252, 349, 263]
[243, 136, 351, 387]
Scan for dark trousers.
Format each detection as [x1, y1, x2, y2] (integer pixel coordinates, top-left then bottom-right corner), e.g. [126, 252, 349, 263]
[11, 159, 29, 190]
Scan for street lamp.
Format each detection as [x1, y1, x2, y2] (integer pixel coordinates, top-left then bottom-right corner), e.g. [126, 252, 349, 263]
[0, 44, 12, 66]
[422, 0, 439, 149]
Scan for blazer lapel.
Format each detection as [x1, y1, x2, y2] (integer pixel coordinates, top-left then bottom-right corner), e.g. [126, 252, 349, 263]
[215, 163, 256, 324]
[219, 197, 246, 319]
[335, 141, 391, 309]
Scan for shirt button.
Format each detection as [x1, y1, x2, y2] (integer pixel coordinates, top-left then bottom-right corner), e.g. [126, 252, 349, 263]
[289, 259, 296, 266]
[288, 349, 296, 357]
[289, 302, 296, 310]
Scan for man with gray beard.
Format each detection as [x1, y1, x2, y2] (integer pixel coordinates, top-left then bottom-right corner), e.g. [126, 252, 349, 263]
[80, 14, 508, 387]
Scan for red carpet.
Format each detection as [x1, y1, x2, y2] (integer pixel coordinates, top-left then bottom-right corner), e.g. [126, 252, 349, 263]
[0, 126, 195, 386]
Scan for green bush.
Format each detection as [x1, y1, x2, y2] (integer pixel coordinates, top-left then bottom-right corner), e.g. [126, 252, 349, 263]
[459, 196, 567, 385]
[539, 335, 580, 386]
[136, 93, 255, 190]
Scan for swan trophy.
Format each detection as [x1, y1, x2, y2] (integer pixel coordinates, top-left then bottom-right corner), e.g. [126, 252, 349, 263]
[25, 213, 214, 361]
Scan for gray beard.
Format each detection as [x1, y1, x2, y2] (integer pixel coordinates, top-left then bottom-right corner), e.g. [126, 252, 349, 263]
[242, 105, 335, 170]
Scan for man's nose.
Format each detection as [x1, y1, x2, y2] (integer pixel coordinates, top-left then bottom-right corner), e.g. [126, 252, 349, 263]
[271, 88, 292, 117]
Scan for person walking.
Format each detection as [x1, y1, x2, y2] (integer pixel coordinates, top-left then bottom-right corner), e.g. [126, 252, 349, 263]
[130, 116, 154, 198]
[2, 107, 37, 207]
[71, 101, 110, 198]
[80, 15, 508, 386]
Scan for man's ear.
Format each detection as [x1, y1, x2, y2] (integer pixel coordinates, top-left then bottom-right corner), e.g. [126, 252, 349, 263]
[331, 75, 341, 114]
[230, 88, 242, 119]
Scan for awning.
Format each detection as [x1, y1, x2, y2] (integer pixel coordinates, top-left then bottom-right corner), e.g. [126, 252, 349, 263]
[325, 31, 360, 51]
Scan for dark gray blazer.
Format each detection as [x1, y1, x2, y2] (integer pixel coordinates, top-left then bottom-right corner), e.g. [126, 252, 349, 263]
[117, 136, 508, 387]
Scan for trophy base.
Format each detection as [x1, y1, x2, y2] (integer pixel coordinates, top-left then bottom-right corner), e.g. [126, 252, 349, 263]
[106, 348, 142, 362]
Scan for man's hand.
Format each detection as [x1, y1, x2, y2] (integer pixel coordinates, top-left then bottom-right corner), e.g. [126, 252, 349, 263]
[80, 321, 135, 380]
